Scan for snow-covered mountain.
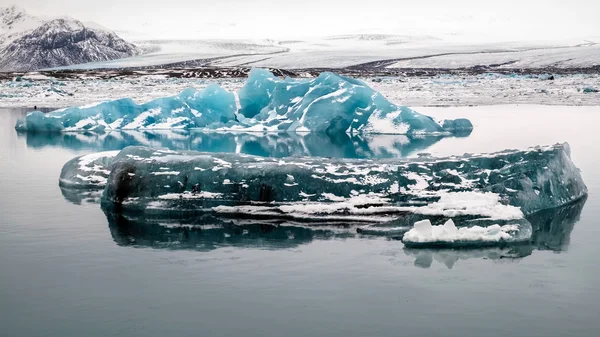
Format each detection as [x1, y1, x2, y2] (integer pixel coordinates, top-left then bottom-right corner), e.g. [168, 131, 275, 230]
[0, 5, 43, 46]
[0, 5, 139, 72]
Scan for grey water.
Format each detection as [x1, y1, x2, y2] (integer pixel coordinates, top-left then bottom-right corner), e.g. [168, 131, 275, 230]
[1, 106, 599, 337]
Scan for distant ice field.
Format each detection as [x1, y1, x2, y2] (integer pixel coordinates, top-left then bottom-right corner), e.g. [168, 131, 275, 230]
[1, 72, 598, 109]
[47, 36, 600, 70]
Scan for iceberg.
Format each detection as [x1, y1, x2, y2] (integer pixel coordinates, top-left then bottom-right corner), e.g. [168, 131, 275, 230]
[16, 69, 472, 135]
[16, 84, 238, 133]
[78, 143, 587, 227]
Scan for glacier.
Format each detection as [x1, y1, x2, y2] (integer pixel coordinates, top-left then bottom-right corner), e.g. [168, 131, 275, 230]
[15, 68, 472, 135]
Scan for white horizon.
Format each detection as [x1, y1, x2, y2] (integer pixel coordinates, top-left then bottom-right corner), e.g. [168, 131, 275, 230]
[2, 1, 600, 43]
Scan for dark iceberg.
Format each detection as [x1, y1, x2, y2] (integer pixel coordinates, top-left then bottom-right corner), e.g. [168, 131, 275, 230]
[59, 143, 587, 248]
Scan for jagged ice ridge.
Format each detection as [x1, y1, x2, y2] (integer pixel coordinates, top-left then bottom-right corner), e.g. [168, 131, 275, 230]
[16, 69, 472, 135]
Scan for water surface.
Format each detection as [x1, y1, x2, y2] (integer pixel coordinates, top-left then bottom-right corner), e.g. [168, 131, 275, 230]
[1, 105, 599, 337]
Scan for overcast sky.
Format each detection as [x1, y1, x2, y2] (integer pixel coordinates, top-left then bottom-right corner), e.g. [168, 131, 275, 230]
[3, 0, 599, 41]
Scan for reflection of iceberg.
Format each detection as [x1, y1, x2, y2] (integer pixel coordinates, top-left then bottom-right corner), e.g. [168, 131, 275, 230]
[15, 69, 472, 135]
[21, 130, 470, 159]
[404, 247, 528, 269]
[60, 188, 103, 205]
[402, 198, 586, 268]
[104, 210, 354, 251]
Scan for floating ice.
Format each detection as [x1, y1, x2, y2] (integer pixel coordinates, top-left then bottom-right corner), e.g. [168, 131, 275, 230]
[16, 69, 472, 135]
[402, 219, 532, 247]
[16, 84, 237, 132]
[59, 150, 119, 188]
[75, 143, 587, 227]
[235, 69, 468, 134]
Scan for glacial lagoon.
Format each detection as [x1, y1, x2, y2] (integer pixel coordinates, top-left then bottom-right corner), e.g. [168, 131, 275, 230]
[1, 105, 599, 337]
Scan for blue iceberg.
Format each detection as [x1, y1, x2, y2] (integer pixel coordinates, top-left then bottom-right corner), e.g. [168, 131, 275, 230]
[16, 69, 472, 135]
[16, 84, 237, 133]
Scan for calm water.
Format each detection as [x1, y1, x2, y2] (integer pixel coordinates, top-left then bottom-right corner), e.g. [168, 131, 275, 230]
[1, 105, 599, 337]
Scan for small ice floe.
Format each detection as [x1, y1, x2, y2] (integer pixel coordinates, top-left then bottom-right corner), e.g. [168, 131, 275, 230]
[402, 219, 532, 248]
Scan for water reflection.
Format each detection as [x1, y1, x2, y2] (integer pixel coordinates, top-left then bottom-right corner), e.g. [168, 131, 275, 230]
[99, 198, 586, 257]
[60, 188, 103, 205]
[20, 129, 471, 159]
[105, 211, 355, 251]
[402, 198, 587, 269]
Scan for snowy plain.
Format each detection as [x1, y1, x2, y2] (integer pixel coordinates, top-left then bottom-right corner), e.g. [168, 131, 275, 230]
[45, 35, 600, 70]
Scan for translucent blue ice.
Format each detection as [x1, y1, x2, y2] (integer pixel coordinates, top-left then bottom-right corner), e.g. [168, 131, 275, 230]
[16, 84, 237, 132]
[16, 69, 473, 135]
[238, 69, 468, 134]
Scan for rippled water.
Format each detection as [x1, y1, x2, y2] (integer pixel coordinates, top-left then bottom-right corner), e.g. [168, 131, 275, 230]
[1, 105, 599, 337]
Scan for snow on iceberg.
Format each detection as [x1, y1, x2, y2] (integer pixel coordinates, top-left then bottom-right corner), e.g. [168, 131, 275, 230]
[59, 150, 119, 188]
[16, 68, 472, 135]
[83, 143, 586, 227]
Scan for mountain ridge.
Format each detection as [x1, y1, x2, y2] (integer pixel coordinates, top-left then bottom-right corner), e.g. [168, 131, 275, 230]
[0, 5, 139, 72]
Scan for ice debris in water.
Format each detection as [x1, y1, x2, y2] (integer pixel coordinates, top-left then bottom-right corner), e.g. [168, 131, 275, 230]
[16, 68, 472, 135]
[402, 219, 532, 247]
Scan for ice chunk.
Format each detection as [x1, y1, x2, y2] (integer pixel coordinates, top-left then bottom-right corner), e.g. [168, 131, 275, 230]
[413, 220, 433, 236]
[439, 118, 474, 132]
[88, 143, 586, 224]
[15, 84, 237, 132]
[402, 219, 532, 247]
[16, 69, 472, 135]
